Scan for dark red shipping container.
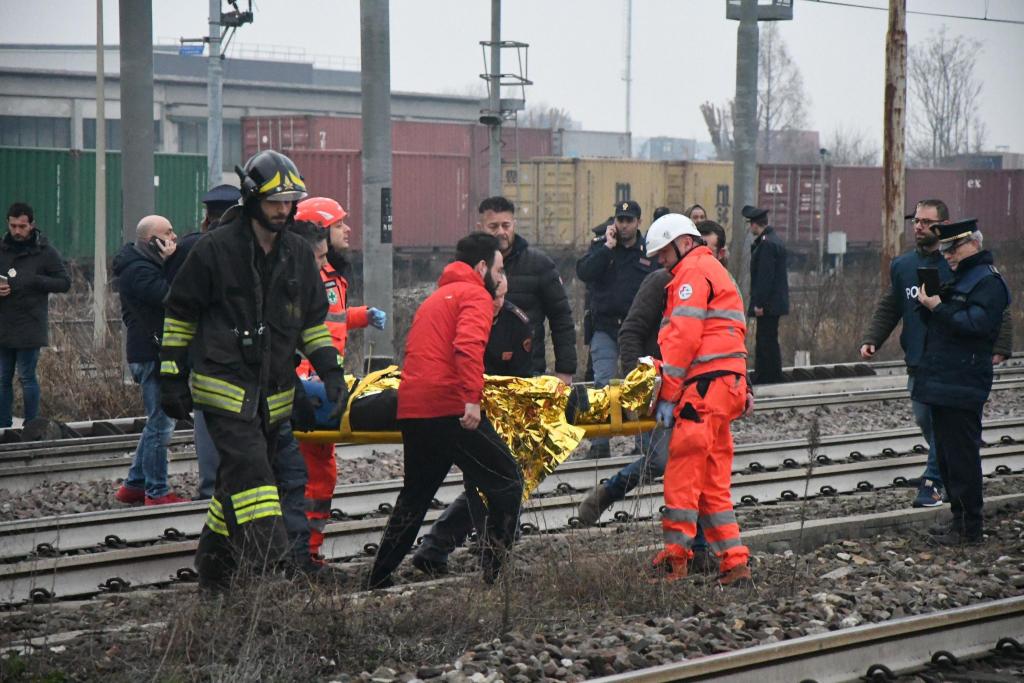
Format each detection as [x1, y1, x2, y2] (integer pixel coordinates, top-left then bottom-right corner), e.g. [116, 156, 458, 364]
[757, 164, 830, 247]
[960, 169, 1023, 243]
[828, 166, 881, 247]
[289, 149, 472, 251]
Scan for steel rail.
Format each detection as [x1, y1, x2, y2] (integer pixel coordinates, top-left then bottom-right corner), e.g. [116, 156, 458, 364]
[1, 444, 1022, 605]
[3, 376, 1023, 493]
[3, 366, 1022, 462]
[589, 595, 1024, 683]
[2, 419, 1023, 559]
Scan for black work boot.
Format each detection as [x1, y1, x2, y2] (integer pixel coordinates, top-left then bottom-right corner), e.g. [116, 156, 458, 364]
[577, 485, 615, 526]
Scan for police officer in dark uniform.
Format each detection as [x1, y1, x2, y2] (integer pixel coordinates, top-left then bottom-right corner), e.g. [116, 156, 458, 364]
[744, 205, 789, 384]
[159, 150, 347, 590]
[577, 200, 658, 457]
[913, 218, 1010, 545]
[410, 276, 533, 574]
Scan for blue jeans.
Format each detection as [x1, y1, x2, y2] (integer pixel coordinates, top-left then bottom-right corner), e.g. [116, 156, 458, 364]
[589, 330, 619, 452]
[193, 410, 218, 499]
[603, 425, 708, 552]
[125, 361, 176, 498]
[0, 347, 41, 428]
[908, 375, 941, 485]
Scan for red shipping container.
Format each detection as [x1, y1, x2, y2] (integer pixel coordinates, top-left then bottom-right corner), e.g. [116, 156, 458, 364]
[960, 169, 1022, 243]
[757, 164, 830, 246]
[289, 149, 472, 250]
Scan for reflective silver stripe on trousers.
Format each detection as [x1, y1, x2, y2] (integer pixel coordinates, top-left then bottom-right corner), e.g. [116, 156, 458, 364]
[662, 507, 699, 523]
[699, 510, 738, 528]
[663, 528, 695, 548]
[708, 536, 744, 554]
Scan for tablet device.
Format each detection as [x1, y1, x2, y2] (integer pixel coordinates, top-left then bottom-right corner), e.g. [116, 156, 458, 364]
[917, 267, 941, 296]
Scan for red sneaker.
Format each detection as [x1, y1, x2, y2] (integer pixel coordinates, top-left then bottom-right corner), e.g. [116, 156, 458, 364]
[114, 484, 145, 504]
[145, 492, 189, 506]
[650, 550, 689, 583]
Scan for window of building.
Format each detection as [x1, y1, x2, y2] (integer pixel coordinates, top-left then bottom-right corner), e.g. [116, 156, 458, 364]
[83, 119, 162, 151]
[0, 116, 72, 148]
[176, 119, 243, 171]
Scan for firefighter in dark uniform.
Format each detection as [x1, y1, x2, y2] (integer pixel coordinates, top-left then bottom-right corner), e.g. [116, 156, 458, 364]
[159, 150, 347, 590]
[410, 275, 533, 575]
[913, 218, 1010, 545]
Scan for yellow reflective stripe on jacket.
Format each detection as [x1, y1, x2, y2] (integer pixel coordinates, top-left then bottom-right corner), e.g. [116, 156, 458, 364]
[206, 498, 229, 536]
[162, 317, 197, 348]
[301, 324, 334, 353]
[266, 387, 295, 421]
[160, 360, 180, 376]
[231, 486, 282, 524]
[190, 373, 246, 414]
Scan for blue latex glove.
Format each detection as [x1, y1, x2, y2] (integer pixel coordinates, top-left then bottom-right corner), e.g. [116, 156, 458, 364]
[654, 400, 676, 428]
[368, 307, 387, 330]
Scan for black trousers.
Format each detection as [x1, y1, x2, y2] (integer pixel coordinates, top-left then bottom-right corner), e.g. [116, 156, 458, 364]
[415, 489, 487, 563]
[754, 315, 783, 384]
[369, 415, 523, 585]
[195, 412, 290, 589]
[929, 404, 984, 535]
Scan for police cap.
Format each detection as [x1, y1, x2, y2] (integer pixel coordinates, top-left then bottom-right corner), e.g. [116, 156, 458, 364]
[933, 218, 978, 251]
[741, 205, 769, 222]
[615, 200, 641, 220]
[201, 184, 241, 209]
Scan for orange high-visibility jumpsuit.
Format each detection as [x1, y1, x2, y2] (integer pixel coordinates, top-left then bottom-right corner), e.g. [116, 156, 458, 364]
[297, 260, 368, 560]
[656, 245, 750, 573]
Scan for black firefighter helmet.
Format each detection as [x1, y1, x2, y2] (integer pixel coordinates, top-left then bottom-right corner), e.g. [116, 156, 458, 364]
[236, 150, 308, 203]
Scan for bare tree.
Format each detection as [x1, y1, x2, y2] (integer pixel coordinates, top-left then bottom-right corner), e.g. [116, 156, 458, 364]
[908, 27, 987, 167]
[520, 103, 581, 130]
[758, 23, 809, 163]
[825, 126, 880, 166]
[700, 100, 735, 161]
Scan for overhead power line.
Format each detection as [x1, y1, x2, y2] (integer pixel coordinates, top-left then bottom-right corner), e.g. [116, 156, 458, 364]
[802, 0, 1024, 25]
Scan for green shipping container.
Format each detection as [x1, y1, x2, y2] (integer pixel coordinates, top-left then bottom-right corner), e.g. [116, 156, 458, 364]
[0, 147, 207, 262]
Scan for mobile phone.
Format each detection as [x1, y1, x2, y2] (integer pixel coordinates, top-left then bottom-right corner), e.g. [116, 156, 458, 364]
[917, 267, 941, 296]
[0, 275, 7, 284]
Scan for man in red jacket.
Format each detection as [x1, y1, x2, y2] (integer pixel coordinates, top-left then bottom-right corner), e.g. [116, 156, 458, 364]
[367, 233, 523, 589]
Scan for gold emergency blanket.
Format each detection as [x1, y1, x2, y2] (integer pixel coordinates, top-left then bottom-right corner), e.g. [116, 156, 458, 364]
[572, 361, 658, 424]
[339, 368, 586, 499]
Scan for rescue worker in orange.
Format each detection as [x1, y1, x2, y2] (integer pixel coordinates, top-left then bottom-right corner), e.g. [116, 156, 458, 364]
[294, 197, 387, 564]
[644, 213, 755, 586]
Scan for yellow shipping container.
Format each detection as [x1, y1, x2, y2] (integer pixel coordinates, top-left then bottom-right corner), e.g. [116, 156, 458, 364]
[503, 158, 687, 250]
[682, 161, 735, 226]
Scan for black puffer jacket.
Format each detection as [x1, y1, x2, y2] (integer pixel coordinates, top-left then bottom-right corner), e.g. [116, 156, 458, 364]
[0, 229, 71, 349]
[504, 234, 577, 376]
[112, 242, 170, 363]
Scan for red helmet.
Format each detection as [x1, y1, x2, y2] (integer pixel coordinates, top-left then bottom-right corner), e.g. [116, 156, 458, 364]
[295, 196, 347, 228]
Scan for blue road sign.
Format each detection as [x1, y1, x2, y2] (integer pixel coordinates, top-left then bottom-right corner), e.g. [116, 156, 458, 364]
[179, 45, 205, 56]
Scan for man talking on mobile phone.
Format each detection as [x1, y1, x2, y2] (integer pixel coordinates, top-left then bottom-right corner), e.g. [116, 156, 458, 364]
[576, 199, 657, 459]
[112, 215, 188, 506]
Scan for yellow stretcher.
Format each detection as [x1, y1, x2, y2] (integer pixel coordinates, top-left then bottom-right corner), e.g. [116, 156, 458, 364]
[297, 384, 657, 444]
[295, 366, 658, 446]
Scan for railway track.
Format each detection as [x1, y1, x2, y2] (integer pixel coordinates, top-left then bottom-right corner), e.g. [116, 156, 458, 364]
[2, 430, 1022, 605]
[590, 595, 1024, 683]
[2, 373, 1023, 494]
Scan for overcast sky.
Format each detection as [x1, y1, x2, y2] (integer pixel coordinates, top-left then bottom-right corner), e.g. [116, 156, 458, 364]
[3, 0, 1023, 153]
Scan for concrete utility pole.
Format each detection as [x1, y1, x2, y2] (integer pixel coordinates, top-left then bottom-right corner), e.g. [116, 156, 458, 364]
[730, 0, 759, 294]
[94, 0, 107, 348]
[487, 0, 502, 195]
[881, 0, 907, 282]
[624, 0, 632, 138]
[207, 0, 223, 184]
[361, 0, 394, 368]
[119, 0, 155, 244]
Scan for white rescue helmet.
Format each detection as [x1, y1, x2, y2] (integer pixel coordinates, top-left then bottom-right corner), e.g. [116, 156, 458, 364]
[645, 213, 700, 258]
